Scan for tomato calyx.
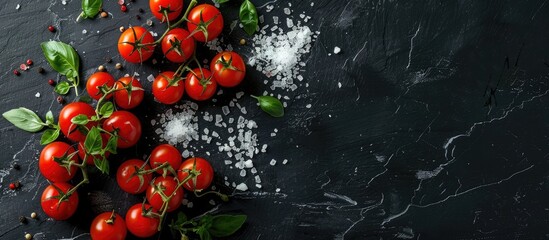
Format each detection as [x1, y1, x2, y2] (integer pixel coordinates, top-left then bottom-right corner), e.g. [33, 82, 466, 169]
[189, 68, 214, 96]
[141, 201, 160, 218]
[121, 27, 155, 63]
[187, 10, 221, 42]
[165, 37, 186, 58]
[105, 210, 117, 225]
[216, 54, 244, 73]
[116, 78, 144, 106]
[158, 6, 176, 23]
[53, 150, 79, 175]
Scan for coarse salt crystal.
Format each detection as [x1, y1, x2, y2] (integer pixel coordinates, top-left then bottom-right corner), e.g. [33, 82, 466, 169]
[334, 46, 341, 54]
[236, 183, 248, 191]
[35, 92, 40, 98]
[147, 74, 155, 82]
[306, 104, 312, 108]
[16, 4, 20, 10]
[282, 159, 288, 164]
[276, 188, 281, 192]
[284, 8, 291, 15]
[338, 82, 342, 88]
[270, 159, 277, 166]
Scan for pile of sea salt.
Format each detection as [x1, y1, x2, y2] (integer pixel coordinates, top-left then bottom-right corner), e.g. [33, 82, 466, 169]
[248, 4, 319, 92]
[152, 102, 199, 150]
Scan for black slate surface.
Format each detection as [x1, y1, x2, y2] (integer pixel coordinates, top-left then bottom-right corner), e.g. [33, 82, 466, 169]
[2, 0, 549, 239]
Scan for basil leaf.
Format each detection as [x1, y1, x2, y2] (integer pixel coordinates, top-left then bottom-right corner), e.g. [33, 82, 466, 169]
[198, 228, 212, 240]
[214, 0, 230, 3]
[78, 95, 93, 104]
[81, 0, 102, 19]
[105, 135, 118, 154]
[84, 127, 103, 155]
[208, 214, 247, 237]
[54, 81, 71, 95]
[239, 0, 258, 35]
[41, 41, 80, 80]
[2, 107, 45, 133]
[45, 111, 54, 125]
[252, 95, 284, 117]
[174, 212, 187, 226]
[71, 114, 89, 125]
[99, 102, 114, 118]
[94, 156, 110, 174]
[41, 128, 60, 145]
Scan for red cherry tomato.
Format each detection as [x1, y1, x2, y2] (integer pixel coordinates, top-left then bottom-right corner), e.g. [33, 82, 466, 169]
[118, 26, 155, 63]
[125, 203, 159, 238]
[146, 176, 183, 212]
[177, 157, 214, 191]
[102, 111, 142, 148]
[187, 4, 224, 42]
[86, 72, 115, 100]
[185, 68, 217, 101]
[39, 142, 80, 182]
[152, 71, 185, 105]
[58, 102, 97, 142]
[149, 144, 182, 174]
[90, 212, 127, 240]
[41, 182, 79, 220]
[161, 28, 195, 63]
[116, 159, 152, 194]
[210, 51, 246, 87]
[78, 134, 111, 165]
[149, 0, 184, 22]
[114, 77, 145, 109]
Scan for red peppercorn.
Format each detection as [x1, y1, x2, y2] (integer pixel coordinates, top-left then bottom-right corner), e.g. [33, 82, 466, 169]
[26, 59, 33, 65]
[13, 70, 20, 76]
[121, 5, 127, 12]
[48, 79, 55, 86]
[48, 25, 55, 32]
[56, 96, 64, 104]
[9, 183, 15, 190]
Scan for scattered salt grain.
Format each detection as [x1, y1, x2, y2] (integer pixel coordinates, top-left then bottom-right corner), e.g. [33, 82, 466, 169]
[283, 8, 291, 15]
[251, 167, 257, 174]
[62, 0, 67, 5]
[255, 184, 262, 189]
[338, 82, 342, 88]
[236, 91, 245, 99]
[334, 46, 341, 54]
[306, 104, 312, 109]
[236, 183, 248, 191]
[239, 169, 246, 177]
[275, 188, 281, 192]
[244, 160, 254, 168]
[147, 74, 155, 82]
[35, 92, 40, 98]
[15, 4, 20, 10]
[255, 175, 261, 183]
[187, 202, 194, 208]
[270, 159, 277, 166]
[282, 159, 288, 164]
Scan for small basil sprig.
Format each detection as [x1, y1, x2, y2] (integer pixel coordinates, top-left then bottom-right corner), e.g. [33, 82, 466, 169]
[78, 0, 103, 21]
[239, 0, 258, 35]
[41, 41, 81, 96]
[170, 212, 247, 240]
[3, 108, 60, 145]
[252, 95, 284, 117]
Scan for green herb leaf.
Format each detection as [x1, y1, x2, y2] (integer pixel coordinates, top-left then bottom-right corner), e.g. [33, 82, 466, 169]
[213, 0, 230, 3]
[105, 135, 118, 154]
[208, 214, 247, 237]
[84, 127, 103, 155]
[94, 156, 110, 174]
[2, 108, 45, 133]
[174, 212, 187, 226]
[78, 95, 93, 104]
[40, 128, 60, 145]
[81, 0, 103, 19]
[239, 0, 258, 35]
[71, 114, 89, 125]
[197, 228, 212, 240]
[99, 102, 114, 118]
[45, 111, 54, 125]
[41, 41, 80, 80]
[54, 81, 71, 95]
[252, 95, 285, 117]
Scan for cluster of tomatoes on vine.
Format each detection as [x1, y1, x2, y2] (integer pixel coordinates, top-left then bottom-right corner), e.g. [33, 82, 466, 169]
[36, 1, 252, 239]
[119, 0, 246, 104]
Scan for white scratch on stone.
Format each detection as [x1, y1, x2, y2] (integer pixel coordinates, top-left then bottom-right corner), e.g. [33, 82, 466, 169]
[406, 24, 421, 69]
[353, 41, 367, 61]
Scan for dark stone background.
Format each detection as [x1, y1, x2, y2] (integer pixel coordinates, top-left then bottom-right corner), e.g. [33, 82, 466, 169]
[1, 0, 549, 239]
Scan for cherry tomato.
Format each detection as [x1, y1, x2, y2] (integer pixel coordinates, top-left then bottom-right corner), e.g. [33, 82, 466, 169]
[149, 144, 182, 174]
[149, 0, 184, 22]
[152, 72, 185, 105]
[41, 182, 79, 220]
[58, 102, 97, 142]
[118, 26, 155, 63]
[125, 203, 159, 238]
[103, 111, 142, 148]
[146, 176, 183, 212]
[187, 4, 224, 42]
[210, 51, 246, 87]
[39, 142, 80, 182]
[90, 212, 127, 240]
[177, 157, 214, 191]
[78, 134, 111, 165]
[185, 68, 217, 101]
[114, 77, 145, 109]
[116, 159, 152, 194]
[161, 28, 195, 63]
[86, 72, 115, 100]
